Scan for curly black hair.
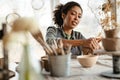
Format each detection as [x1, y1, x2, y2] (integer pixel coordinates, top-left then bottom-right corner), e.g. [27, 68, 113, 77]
[53, 1, 83, 27]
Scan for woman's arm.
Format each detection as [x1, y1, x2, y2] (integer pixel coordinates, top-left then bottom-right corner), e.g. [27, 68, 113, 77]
[62, 38, 100, 49]
[46, 26, 101, 53]
[62, 39, 84, 46]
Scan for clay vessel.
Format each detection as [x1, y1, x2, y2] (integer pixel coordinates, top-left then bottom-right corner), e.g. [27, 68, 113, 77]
[40, 55, 50, 72]
[77, 55, 98, 68]
[102, 38, 120, 51]
[104, 27, 120, 38]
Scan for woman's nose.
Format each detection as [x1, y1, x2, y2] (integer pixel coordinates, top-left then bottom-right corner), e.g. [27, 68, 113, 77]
[74, 15, 79, 20]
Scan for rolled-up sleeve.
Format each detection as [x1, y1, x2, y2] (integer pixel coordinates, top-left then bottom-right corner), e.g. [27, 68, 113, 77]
[46, 26, 57, 45]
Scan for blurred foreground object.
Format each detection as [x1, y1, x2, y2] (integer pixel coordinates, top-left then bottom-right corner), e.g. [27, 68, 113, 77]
[19, 43, 44, 80]
[3, 17, 44, 80]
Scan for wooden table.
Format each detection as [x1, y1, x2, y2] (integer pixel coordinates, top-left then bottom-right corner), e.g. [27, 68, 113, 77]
[94, 49, 120, 56]
[9, 55, 119, 80]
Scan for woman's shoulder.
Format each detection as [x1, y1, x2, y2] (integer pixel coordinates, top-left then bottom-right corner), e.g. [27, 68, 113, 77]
[47, 26, 56, 31]
[47, 26, 61, 31]
[47, 26, 56, 29]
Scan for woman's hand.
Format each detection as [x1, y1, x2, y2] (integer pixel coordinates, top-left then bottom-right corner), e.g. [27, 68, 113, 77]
[82, 37, 102, 55]
[82, 38, 101, 51]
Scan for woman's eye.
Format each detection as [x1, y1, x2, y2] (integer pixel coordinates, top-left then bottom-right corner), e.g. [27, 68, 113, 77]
[78, 15, 81, 18]
[71, 12, 76, 15]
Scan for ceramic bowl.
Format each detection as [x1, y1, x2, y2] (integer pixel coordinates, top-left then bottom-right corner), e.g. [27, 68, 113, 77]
[77, 55, 98, 68]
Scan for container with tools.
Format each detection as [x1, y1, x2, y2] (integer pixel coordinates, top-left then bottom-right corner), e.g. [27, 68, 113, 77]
[49, 52, 71, 77]
[41, 39, 72, 77]
[48, 39, 71, 77]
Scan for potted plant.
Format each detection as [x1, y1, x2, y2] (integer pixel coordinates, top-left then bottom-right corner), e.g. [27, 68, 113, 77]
[100, 0, 120, 38]
[100, 0, 120, 51]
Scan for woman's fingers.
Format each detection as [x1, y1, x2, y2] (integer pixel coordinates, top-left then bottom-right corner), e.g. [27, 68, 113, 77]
[96, 37, 102, 42]
[87, 38, 100, 50]
[82, 38, 101, 51]
[92, 38, 100, 49]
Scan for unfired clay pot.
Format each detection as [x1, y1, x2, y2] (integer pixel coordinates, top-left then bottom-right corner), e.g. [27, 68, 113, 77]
[0, 58, 4, 68]
[102, 38, 120, 51]
[77, 55, 98, 68]
[40, 55, 50, 72]
[104, 27, 120, 38]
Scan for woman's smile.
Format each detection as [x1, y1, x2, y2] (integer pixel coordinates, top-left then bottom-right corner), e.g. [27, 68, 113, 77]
[72, 21, 79, 26]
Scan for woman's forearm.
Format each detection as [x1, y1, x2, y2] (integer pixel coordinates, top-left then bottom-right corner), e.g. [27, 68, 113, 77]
[62, 39, 84, 46]
[62, 38, 100, 50]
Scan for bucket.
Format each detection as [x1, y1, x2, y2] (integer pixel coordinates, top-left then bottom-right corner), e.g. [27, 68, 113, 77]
[49, 53, 71, 77]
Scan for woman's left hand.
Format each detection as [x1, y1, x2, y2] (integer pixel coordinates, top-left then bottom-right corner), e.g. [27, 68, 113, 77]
[89, 37, 101, 50]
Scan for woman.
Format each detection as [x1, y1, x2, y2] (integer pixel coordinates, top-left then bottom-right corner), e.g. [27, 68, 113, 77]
[46, 1, 101, 56]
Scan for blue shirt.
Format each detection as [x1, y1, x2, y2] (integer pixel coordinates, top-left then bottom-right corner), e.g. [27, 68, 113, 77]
[46, 26, 85, 55]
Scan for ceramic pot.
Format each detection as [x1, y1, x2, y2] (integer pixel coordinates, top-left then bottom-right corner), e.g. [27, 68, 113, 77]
[49, 53, 71, 77]
[0, 58, 4, 69]
[104, 27, 120, 38]
[102, 38, 120, 51]
[40, 56, 49, 72]
[77, 55, 98, 68]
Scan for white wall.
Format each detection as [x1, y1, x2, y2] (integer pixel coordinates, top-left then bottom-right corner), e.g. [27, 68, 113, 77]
[0, 0, 104, 38]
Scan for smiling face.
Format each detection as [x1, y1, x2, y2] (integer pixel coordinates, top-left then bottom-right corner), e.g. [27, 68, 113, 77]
[62, 6, 82, 30]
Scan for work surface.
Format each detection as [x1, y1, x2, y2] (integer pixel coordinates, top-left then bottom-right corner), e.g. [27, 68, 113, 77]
[9, 55, 120, 80]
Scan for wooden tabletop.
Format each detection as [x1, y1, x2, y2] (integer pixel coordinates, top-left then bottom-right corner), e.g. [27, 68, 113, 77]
[42, 59, 113, 80]
[94, 49, 120, 56]
[9, 55, 118, 80]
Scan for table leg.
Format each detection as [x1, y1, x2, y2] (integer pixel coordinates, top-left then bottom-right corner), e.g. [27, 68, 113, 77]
[101, 55, 120, 79]
[112, 55, 120, 74]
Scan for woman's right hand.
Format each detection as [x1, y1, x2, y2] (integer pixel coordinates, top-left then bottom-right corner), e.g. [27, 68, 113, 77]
[82, 38, 100, 51]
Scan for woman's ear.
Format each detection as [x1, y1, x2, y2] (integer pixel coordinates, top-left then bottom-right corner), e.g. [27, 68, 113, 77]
[62, 13, 65, 19]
